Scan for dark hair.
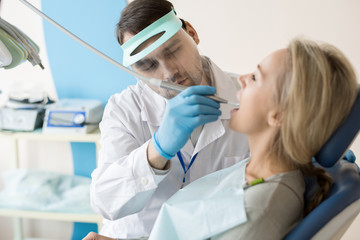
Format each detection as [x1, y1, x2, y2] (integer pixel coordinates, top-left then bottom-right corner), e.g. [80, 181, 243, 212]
[116, 0, 186, 45]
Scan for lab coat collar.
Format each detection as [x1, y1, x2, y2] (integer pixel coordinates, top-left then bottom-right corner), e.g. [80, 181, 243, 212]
[139, 80, 167, 126]
[179, 118, 225, 159]
[194, 119, 225, 155]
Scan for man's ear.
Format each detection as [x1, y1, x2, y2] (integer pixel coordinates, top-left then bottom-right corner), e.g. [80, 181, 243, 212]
[183, 21, 200, 44]
[268, 110, 283, 127]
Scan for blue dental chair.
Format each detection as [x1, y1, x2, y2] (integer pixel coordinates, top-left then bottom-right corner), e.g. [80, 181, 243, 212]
[285, 87, 360, 240]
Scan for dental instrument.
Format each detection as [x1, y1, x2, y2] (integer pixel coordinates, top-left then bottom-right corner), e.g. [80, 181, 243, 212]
[19, 0, 239, 107]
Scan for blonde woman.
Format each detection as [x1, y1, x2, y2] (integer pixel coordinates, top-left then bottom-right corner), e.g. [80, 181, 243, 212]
[83, 39, 358, 240]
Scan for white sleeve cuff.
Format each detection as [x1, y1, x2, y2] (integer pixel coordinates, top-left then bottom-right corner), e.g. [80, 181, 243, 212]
[151, 160, 172, 184]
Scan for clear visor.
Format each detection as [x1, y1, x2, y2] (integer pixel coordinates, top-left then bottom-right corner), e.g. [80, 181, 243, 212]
[121, 10, 211, 99]
[121, 10, 182, 67]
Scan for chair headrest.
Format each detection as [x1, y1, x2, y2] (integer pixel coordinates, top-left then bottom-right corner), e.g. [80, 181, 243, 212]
[315, 86, 360, 167]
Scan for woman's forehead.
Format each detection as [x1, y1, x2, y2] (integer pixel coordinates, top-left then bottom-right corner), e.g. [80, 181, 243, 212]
[260, 49, 288, 73]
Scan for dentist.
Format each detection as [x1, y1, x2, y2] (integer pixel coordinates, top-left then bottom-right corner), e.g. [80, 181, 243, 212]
[90, 0, 249, 238]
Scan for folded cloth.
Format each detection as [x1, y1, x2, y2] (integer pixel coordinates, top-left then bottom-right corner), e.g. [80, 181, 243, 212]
[149, 159, 249, 240]
[0, 168, 94, 213]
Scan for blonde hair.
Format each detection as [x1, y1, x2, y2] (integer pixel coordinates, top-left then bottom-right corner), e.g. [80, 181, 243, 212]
[270, 38, 358, 214]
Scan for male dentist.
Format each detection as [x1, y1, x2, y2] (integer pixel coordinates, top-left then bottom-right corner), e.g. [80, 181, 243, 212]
[90, 0, 249, 238]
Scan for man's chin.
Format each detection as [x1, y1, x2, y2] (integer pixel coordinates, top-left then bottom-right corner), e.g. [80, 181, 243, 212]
[159, 89, 178, 99]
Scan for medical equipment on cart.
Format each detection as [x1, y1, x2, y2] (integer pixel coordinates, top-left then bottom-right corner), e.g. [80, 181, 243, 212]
[0, 95, 52, 131]
[42, 99, 103, 134]
[0, 107, 45, 131]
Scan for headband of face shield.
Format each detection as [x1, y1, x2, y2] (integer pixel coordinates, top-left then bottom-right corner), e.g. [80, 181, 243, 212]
[121, 9, 182, 67]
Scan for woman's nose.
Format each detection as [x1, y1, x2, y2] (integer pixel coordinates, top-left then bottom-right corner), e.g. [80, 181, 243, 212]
[238, 75, 247, 89]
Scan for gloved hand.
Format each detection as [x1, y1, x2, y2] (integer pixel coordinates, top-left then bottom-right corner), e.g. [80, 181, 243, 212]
[152, 85, 221, 159]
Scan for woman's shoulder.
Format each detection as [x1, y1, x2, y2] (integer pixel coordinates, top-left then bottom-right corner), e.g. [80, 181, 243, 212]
[243, 169, 305, 231]
[245, 170, 305, 209]
[211, 170, 305, 240]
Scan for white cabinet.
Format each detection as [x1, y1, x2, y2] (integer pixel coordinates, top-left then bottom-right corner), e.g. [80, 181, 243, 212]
[0, 129, 103, 240]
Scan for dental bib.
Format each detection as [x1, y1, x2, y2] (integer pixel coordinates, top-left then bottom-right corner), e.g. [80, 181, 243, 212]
[149, 159, 249, 240]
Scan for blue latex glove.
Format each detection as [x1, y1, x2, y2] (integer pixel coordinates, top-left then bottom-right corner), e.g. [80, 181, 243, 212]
[152, 85, 221, 159]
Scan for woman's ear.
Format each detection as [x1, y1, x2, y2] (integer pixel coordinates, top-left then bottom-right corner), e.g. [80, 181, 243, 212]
[183, 21, 200, 44]
[268, 110, 283, 127]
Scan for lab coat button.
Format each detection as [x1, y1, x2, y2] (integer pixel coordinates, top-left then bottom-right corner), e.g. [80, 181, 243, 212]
[141, 177, 149, 185]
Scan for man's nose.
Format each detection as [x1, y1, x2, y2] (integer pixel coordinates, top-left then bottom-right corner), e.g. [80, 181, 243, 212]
[161, 60, 180, 82]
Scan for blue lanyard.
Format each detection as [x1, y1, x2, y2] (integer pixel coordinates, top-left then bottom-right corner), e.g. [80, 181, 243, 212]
[177, 151, 198, 184]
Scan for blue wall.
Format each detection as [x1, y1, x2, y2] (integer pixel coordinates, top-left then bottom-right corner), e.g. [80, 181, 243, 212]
[41, 1, 135, 238]
[42, 0, 136, 103]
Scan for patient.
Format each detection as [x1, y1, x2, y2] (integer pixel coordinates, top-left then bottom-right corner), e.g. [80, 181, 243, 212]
[83, 38, 358, 240]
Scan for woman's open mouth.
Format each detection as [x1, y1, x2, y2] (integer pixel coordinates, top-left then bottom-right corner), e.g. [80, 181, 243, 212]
[231, 108, 239, 114]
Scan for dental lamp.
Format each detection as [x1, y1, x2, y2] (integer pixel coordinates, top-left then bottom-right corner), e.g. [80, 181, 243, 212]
[0, 16, 44, 69]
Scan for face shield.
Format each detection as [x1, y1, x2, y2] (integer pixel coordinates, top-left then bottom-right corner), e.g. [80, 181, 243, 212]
[121, 10, 208, 99]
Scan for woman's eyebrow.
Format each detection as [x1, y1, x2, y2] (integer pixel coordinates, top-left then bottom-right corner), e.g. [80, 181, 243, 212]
[257, 64, 263, 76]
[257, 64, 265, 82]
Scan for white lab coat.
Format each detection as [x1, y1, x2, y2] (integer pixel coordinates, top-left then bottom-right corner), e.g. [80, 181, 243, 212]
[90, 58, 249, 238]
